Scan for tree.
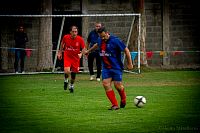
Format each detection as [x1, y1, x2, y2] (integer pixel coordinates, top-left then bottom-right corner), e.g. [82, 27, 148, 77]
[37, 0, 53, 71]
[130, 0, 147, 66]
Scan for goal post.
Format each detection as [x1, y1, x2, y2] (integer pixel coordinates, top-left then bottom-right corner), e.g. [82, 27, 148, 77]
[52, 16, 65, 73]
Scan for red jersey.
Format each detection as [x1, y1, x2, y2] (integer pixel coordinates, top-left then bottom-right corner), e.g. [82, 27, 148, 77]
[61, 34, 85, 61]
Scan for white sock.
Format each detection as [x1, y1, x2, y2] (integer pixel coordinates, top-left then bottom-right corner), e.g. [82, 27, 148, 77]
[64, 78, 69, 83]
[69, 84, 74, 87]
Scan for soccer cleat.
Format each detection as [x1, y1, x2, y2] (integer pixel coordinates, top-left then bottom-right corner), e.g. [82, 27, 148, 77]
[120, 101, 126, 108]
[108, 105, 119, 110]
[69, 84, 74, 93]
[64, 82, 68, 90]
[96, 78, 101, 82]
[90, 75, 95, 81]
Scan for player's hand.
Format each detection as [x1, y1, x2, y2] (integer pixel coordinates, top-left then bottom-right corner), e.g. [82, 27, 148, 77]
[127, 63, 134, 70]
[84, 50, 89, 55]
[78, 53, 82, 58]
[57, 51, 62, 60]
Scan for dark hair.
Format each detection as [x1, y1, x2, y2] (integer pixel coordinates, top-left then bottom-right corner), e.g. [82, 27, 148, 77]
[70, 25, 78, 31]
[18, 25, 24, 29]
[97, 26, 107, 33]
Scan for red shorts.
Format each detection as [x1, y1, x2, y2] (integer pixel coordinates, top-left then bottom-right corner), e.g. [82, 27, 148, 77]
[64, 52, 80, 73]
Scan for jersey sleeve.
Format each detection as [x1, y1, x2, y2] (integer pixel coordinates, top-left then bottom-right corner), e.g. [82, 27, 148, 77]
[87, 31, 92, 43]
[116, 38, 126, 51]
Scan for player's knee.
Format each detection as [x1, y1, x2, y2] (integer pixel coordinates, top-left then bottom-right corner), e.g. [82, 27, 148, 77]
[64, 68, 70, 74]
[114, 82, 123, 89]
[102, 81, 110, 88]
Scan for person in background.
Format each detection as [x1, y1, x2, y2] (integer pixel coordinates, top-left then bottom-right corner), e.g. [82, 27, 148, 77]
[14, 25, 28, 73]
[85, 27, 133, 110]
[86, 22, 102, 81]
[57, 26, 87, 93]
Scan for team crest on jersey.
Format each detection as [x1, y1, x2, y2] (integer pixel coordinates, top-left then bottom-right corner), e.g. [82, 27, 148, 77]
[100, 50, 111, 56]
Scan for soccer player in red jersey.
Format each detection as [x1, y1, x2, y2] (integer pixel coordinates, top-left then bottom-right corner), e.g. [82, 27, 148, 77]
[57, 26, 86, 93]
[85, 27, 133, 110]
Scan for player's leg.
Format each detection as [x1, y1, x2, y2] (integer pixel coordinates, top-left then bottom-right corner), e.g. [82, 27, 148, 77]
[63, 51, 71, 90]
[20, 50, 26, 73]
[64, 67, 71, 90]
[102, 69, 119, 110]
[69, 72, 76, 93]
[68, 60, 79, 93]
[114, 81, 126, 108]
[88, 52, 95, 80]
[112, 69, 126, 108]
[14, 49, 20, 73]
[95, 52, 101, 81]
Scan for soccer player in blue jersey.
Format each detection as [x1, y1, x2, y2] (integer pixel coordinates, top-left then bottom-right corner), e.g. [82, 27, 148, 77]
[85, 27, 133, 110]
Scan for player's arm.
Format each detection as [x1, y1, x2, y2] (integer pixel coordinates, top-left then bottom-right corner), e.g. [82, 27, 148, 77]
[25, 33, 28, 42]
[124, 47, 133, 70]
[57, 41, 65, 60]
[84, 42, 90, 57]
[86, 41, 90, 50]
[85, 43, 98, 55]
[78, 47, 87, 58]
[86, 32, 91, 49]
[78, 37, 89, 58]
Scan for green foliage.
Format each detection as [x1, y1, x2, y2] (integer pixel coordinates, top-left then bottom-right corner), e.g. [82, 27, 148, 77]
[0, 71, 200, 133]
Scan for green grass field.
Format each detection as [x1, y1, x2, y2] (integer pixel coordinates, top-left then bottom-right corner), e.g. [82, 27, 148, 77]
[0, 71, 200, 133]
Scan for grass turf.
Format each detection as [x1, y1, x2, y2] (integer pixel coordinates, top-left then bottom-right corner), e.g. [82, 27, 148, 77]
[0, 71, 200, 133]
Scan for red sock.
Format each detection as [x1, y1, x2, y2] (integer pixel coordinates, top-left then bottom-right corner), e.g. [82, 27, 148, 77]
[118, 88, 126, 104]
[106, 90, 118, 107]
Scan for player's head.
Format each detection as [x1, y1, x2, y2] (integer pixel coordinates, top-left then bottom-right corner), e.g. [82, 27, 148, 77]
[95, 22, 102, 32]
[70, 25, 78, 39]
[18, 26, 24, 32]
[97, 27, 110, 41]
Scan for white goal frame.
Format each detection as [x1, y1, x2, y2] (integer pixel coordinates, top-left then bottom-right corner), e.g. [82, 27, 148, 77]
[48, 14, 141, 74]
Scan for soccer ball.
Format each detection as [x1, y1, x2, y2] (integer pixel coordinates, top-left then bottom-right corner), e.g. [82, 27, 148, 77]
[134, 96, 146, 108]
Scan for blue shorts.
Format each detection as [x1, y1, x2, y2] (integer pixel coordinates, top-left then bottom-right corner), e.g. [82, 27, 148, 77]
[102, 68, 123, 81]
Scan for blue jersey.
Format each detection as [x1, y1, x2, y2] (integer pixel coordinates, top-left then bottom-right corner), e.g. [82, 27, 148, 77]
[87, 30, 100, 51]
[97, 35, 126, 70]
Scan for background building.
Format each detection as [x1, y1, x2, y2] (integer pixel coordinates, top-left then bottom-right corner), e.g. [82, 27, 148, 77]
[0, 0, 199, 73]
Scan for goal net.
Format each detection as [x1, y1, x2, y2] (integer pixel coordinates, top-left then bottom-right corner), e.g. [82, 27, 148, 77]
[0, 14, 141, 74]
